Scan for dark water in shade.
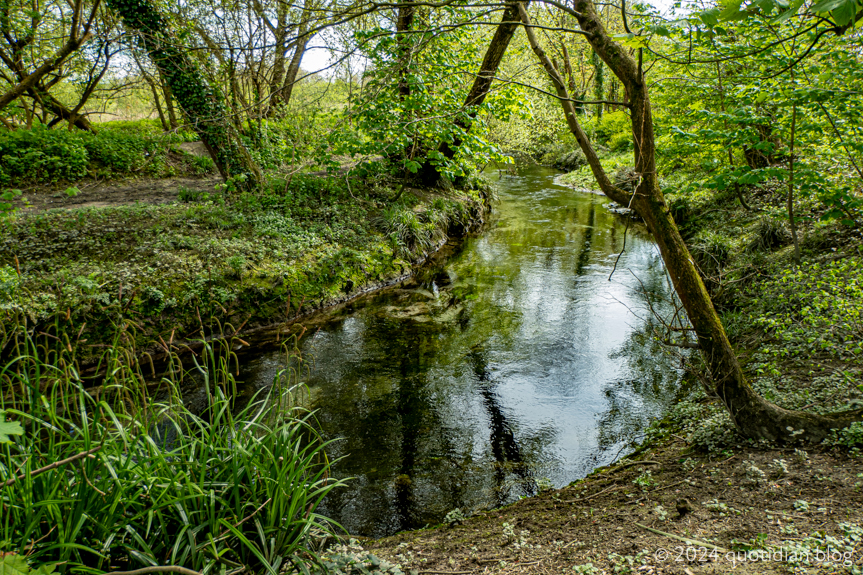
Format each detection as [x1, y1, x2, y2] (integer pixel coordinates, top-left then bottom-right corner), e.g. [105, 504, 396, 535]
[237, 165, 685, 538]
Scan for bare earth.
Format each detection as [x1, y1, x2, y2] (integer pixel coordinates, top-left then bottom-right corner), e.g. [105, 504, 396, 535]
[364, 440, 863, 575]
[20, 174, 222, 211]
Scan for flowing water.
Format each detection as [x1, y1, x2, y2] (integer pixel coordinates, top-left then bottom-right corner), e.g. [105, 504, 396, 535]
[237, 165, 684, 537]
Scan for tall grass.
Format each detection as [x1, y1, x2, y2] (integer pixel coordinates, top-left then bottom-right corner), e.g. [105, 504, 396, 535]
[0, 328, 344, 575]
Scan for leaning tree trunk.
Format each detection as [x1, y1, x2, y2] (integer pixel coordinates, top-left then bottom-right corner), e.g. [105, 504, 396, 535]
[106, 0, 263, 190]
[519, 1, 862, 443]
[279, 20, 311, 108]
[420, 1, 526, 185]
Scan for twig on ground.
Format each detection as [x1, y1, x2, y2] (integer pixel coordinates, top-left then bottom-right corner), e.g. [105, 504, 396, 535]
[1, 446, 102, 489]
[635, 523, 728, 552]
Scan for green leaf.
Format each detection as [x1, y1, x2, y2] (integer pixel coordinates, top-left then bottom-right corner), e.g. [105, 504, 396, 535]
[771, 0, 805, 22]
[700, 7, 722, 25]
[0, 554, 32, 575]
[0, 415, 24, 443]
[830, 0, 857, 24]
[613, 32, 648, 48]
[810, 0, 851, 12]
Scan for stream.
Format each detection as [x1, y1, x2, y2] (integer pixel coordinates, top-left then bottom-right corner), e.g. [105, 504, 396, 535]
[237, 165, 684, 538]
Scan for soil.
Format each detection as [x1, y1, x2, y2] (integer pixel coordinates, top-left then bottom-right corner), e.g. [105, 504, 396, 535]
[364, 440, 863, 575]
[20, 174, 222, 211]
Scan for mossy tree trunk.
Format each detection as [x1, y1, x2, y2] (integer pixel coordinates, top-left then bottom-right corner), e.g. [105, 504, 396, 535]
[107, 0, 263, 190]
[520, 0, 862, 443]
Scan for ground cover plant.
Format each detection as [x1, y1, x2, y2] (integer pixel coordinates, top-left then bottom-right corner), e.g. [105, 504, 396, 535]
[0, 174, 489, 360]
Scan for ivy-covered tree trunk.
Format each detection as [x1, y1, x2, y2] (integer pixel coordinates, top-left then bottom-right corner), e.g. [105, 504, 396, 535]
[106, 0, 263, 190]
[521, 0, 863, 443]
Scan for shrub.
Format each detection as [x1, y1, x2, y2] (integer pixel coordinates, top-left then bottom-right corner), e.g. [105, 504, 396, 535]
[0, 125, 88, 184]
[594, 110, 632, 152]
[83, 130, 150, 174]
[0, 122, 205, 185]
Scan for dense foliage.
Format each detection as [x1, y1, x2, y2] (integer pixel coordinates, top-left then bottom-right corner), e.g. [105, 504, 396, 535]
[1, 336, 342, 574]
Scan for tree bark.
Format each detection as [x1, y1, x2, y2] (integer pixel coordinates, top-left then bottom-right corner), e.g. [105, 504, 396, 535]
[438, 1, 526, 161]
[161, 77, 179, 129]
[108, 0, 263, 190]
[0, 35, 91, 112]
[521, 0, 862, 442]
[396, 0, 416, 101]
[279, 20, 310, 108]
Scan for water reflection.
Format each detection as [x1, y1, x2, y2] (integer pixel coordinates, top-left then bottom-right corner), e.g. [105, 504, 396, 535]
[237, 165, 684, 537]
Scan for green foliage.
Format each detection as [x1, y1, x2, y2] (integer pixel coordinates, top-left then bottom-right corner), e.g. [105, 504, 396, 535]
[0, 410, 23, 442]
[750, 257, 863, 359]
[0, 336, 344, 574]
[0, 554, 56, 575]
[0, 125, 88, 184]
[100, 119, 197, 143]
[339, 14, 516, 180]
[593, 111, 632, 152]
[0, 189, 22, 217]
[0, 123, 208, 184]
[825, 422, 863, 448]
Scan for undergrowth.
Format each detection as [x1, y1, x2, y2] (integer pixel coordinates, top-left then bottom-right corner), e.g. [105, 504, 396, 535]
[0, 325, 343, 574]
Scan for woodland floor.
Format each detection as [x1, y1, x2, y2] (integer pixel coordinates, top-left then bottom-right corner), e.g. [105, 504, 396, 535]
[22, 173, 222, 210]
[363, 441, 863, 575]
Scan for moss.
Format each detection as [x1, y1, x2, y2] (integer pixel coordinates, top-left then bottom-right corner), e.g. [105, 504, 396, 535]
[0, 176, 490, 361]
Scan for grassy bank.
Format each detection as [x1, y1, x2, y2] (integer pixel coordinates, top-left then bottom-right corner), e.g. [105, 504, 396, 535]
[0, 172, 490, 362]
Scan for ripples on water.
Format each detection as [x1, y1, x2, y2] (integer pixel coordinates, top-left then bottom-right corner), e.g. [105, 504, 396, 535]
[237, 165, 685, 537]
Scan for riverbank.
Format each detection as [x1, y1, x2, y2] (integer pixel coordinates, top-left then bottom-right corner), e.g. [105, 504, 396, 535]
[333, 157, 863, 574]
[0, 172, 491, 363]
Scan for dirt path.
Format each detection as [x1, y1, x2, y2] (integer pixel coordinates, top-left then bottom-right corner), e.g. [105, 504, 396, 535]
[20, 174, 222, 211]
[362, 441, 863, 575]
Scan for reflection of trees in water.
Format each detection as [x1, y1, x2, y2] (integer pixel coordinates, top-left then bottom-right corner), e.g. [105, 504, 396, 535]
[575, 202, 595, 276]
[598, 308, 690, 455]
[309, 316, 471, 535]
[468, 347, 537, 504]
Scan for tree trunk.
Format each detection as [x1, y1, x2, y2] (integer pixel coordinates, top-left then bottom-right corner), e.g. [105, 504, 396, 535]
[108, 0, 263, 190]
[37, 89, 95, 131]
[266, 0, 291, 116]
[438, 1, 525, 160]
[162, 78, 179, 129]
[0, 34, 92, 112]
[521, 0, 863, 443]
[279, 20, 310, 108]
[396, 0, 416, 101]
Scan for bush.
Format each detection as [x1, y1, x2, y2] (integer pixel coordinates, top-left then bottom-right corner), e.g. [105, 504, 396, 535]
[0, 125, 88, 184]
[83, 130, 150, 174]
[0, 123, 208, 184]
[594, 111, 632, 152]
